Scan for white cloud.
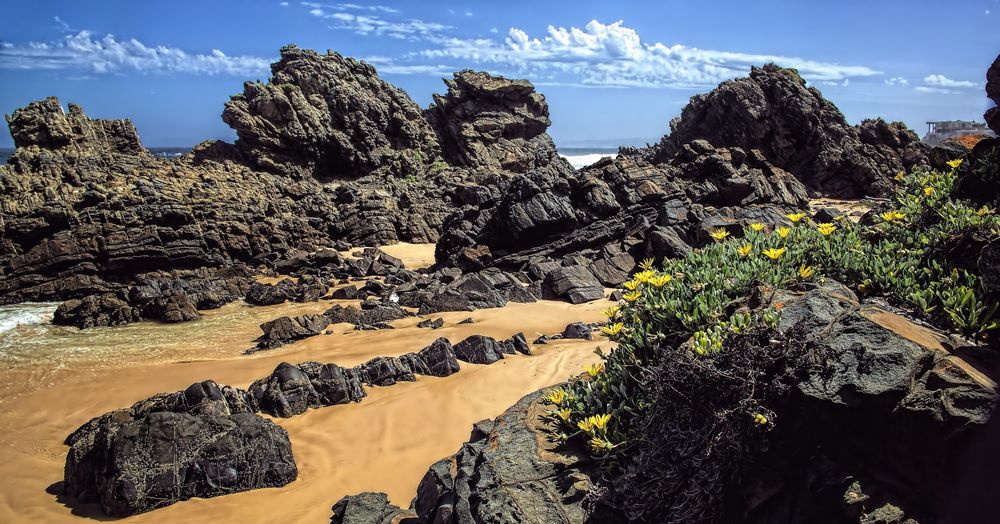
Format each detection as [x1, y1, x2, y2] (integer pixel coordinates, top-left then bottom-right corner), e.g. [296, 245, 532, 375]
[411, 20, 880, 88]
[884, 76, 908, 86]
[489, 27, 499, 34]
[280, 2, 289, 6]
[305, 6, 449, 40]
[915, 86, 961, 95]
[301, 2, 398, 13]
[0, 30, 272, 76]
[363, 55, 453, 75]
[465, 11, 473, 17]
[923, 74, 977, 88]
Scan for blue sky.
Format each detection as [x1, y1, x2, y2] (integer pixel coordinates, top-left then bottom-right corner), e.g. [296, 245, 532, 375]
[0, 0, 997, 148]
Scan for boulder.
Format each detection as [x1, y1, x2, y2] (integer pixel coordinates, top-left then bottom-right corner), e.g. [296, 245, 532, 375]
[413, 337, 462, 377]
[354, 356, 416, 387]
[252, 314, 330, 352]
[330, 492, 412, 524]
[53, 293, 142, 329]
[542, 266, 605, 304]
[453, 335, 507, 364]
[562, 322, 593, 340]
[249, 361, 365, 417]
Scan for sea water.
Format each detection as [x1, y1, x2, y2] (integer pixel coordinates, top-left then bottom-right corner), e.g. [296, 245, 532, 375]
[557, 147, 617, 169]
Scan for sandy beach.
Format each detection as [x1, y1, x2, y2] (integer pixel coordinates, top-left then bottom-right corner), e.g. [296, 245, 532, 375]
[0, 244, 610, 523]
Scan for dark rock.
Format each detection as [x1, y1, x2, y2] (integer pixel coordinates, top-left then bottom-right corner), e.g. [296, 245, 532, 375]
[223, 45, 438, 179]
[542, 266, 605, 304]
[415, 337, 461, 377]
[987, 54, 1000, 134]
[245, 281, 291, 306]
[53, 293, 142, 329]
[504, 332, 531, 355]
[330, 492, 411, 524]
[252, 314, 330, 352]
[63, 411, 296, 517]
[643, 65, 926, 197]
[453, 335, 506, 364]
[331, 285, 359, 300]
[249, 361, 365, 417]
[417, 317, 445, 329]
[458, 317, 475, 324]
[562, 322, 593, 340]
[354, 356, 416, 386]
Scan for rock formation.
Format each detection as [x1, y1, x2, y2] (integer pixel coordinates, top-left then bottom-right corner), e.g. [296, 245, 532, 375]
[641, 64, 927, 197]
[222, 45, 439, 179]
[954, 53, 1000, 205]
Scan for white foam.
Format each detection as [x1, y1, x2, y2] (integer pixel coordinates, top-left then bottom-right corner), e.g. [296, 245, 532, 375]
[560, 153, 614, 169]
[0, 303, 58, 335]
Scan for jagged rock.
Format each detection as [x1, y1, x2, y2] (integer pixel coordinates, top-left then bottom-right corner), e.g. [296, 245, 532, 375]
[453, 335, 508, 364]
[222, 45, 439, 179]
[543, 266, 604, 304]
[331, 284, 360, 300]
[562, 322, 593, 340]
[413, 337, 462, 377]
[986, 54, 1000, 134]
[63, 411, 296, 517]
[504, 332, 531, 355]
[252, 314, 330, 352]
[53, 293, 141, 329]
[249, 361, 365, 417]
[354, 356, 416, 386]
[62, 380, 292, 517]
[643, 64, 926, 197]
[330, 492, 412, 524]
[427, 70, 567, 175]
[5, 97, 147, 155]
[417, 317, 445, 329]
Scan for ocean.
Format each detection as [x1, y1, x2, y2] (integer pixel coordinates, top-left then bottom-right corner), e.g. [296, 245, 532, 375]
[0, 146, 619, 170]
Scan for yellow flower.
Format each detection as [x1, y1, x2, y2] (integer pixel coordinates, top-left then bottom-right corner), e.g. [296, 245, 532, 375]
[601, 322, 623, 336]
[589, 437, 614, 452]
[776, 227, 791, 239]
[650, 274, 673, 288]
[923, 186, 935, 197]
[946, 158, 964, 169]
[590, 414, 612, 431]
[547, 388, 567, 405]
[603, 306, 620, 319]
[762, 247, 786, 260]
[709, 228, 730, 241]
[556, 408, 572, 422]
[623, 290, 642, 302]
[786, 212, 806, 223]
[753, 413, 769, 426]
[749, 222, 766, 232]
[737, 244, 752, 257]
[638, 257, 654, 270]
[585, 362, 605, 377]
[880, 210, 905, 222]
[798, 265, 815, 279]
[578, 418, 594, 433]
[623, 279, 641, 291]
[634, 270, 655, 283]
[894, 171, 905, 181]
[817, 223, 837, 236]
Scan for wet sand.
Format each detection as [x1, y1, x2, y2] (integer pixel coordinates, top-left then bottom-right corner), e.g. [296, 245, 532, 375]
[0, 244, 611, 523]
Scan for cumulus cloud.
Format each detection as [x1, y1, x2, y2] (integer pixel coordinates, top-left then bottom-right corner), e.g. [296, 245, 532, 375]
[923, 74, 977, 88]
[0, 30, 272, 76]
[411, 20, 880, 88]
[884, 76, 908, 86]
[915, 86, 960, 95]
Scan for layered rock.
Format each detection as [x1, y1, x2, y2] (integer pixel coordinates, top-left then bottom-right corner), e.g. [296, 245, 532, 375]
[222, 45, 440, 179]
[426, 70, 568, 175]
[955, 53, 1000, 205]
[642, 64, 927, 197]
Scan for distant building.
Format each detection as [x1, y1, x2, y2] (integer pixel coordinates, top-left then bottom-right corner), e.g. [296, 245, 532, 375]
[923, 120, 995, 146]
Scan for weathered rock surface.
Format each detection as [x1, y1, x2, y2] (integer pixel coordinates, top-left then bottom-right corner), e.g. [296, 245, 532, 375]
[53, 292, 141, 328]
[426, 70, 568, 175]
[63, 380, 294, 517]
[453, 335, 508, 364]
[249, 361, 366, 417]
[642, 64, 927, 197]
[986, 54, 1000, 135]
[251, 313, 331, 352]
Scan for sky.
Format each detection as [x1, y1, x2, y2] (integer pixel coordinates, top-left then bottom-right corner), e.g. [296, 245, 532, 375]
[0, 0, 997, 148]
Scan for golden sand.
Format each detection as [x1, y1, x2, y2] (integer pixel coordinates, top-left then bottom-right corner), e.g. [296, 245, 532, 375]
[0, 244, 611, 523]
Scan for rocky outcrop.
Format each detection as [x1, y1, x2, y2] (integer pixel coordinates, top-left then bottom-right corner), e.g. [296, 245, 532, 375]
[435, 140, 808, 290]
[331, 390, 616, 524]
[641, 64, 927, 197]
[426, 70, 568, 175]
[250, 314, 331, 352]
[986, 54, 1000, 135]
[63, 380, 295, 517]
[955, 53, 1000, 206]
[223, 45, 439, 179]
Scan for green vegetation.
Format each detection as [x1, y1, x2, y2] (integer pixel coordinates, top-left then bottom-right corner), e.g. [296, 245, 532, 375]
[546, 159, 1000, 458]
